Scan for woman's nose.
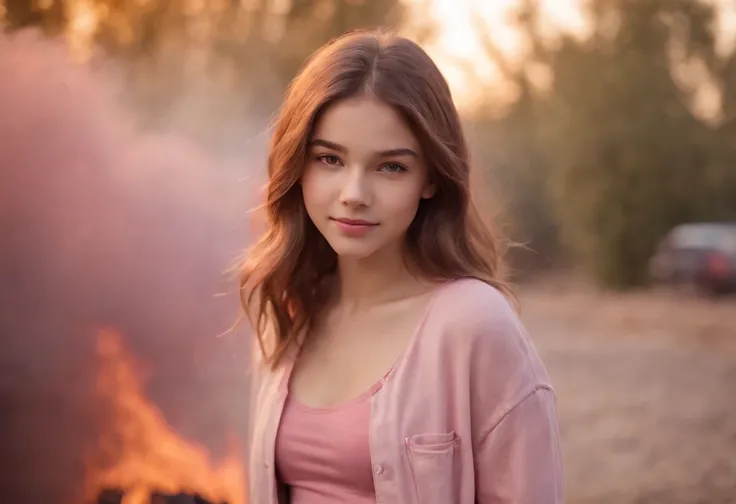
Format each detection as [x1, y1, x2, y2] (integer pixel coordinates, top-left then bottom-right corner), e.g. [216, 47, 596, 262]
[339, 168, 371, 207]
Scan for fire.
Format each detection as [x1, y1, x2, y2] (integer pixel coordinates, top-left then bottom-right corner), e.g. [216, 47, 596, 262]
[82, 329, 247, 504]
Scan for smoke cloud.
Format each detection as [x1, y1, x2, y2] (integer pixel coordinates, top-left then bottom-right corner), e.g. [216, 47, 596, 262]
[0, 29, 263, 503]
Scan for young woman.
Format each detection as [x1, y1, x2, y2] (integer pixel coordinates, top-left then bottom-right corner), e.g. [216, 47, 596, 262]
[241, 29, 563, 504]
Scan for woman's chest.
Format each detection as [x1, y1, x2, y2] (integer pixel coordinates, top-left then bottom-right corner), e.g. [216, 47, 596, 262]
[288, 320, 416, 409]
[274, 395, 376, 499]
[251, 335, 475, 504]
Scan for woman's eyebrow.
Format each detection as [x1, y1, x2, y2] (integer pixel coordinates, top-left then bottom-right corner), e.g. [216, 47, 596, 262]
[309, 138, 418, 158]
[309, 138, 346, 152]
[377, 147, 418, 158]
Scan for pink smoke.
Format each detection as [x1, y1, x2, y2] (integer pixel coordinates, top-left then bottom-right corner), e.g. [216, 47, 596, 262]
[0, 29, 261, 503]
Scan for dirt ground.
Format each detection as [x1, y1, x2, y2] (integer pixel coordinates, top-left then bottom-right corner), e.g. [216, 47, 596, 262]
[517, 276, 736, 504]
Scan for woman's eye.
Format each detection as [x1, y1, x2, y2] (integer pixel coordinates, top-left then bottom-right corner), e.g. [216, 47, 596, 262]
[316, 154, 341, 166]
[380, 162, 407, 173]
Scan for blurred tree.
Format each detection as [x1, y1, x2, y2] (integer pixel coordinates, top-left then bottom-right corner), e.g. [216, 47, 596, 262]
[2, 0, 406, 143]
[465, 88, 560, 275]
[720, 47, 736, 123]
[91, 0, 405, 118]
[537, 0, 731, 288]
[463, 0, 560, 274]
[466, 0, 735, 287]
[3, 0, 67, 35]
[276, 0, 405, 83]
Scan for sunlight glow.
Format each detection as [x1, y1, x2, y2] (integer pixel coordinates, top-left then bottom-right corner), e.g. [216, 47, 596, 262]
[25, 0, 736, 117]
[411, 0, 588, 109]
[66, 0, 100, 62]
[415, 0, 736, 114]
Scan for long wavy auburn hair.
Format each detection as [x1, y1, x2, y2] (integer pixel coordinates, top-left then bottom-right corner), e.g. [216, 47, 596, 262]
[240, 29, 513, 369]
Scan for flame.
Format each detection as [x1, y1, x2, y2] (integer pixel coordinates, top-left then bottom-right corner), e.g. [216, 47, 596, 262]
[82, 329, 247, 504]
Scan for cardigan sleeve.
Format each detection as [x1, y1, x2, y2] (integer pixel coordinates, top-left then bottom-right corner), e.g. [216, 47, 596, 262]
[474, 386, 564, 503]
[442, 279, 564, 503]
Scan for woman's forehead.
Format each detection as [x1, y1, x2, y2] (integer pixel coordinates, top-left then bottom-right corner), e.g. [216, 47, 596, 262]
[311, 96, 420, 154]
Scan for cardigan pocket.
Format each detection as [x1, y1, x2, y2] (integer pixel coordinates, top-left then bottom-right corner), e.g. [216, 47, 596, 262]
[406, 431, 460, 504]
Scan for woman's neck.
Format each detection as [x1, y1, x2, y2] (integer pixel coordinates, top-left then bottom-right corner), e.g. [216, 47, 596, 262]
[334, 249, 428, 312]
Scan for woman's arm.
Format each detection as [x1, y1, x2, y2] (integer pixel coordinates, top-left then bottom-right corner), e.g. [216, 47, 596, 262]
[446, 280, 564, 503]
[474, 386, 564, 503]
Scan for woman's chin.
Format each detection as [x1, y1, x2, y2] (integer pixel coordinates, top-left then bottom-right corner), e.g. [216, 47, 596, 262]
[331, 245, 376, 261]
[325, 237, 381, 261]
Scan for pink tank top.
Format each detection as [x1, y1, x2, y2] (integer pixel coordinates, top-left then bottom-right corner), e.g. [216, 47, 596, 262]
[274, 381, 383, 503]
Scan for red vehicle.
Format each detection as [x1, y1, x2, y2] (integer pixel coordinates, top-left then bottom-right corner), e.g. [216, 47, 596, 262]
[649, 222, 736, 295]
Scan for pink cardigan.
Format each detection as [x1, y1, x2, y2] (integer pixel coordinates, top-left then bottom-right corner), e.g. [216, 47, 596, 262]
[247, 278, 564, 504]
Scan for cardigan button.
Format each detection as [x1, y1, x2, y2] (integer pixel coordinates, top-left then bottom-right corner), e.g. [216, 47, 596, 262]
[374, 464, 384, 475]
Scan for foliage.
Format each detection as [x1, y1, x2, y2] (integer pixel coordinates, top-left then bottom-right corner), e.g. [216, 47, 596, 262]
[469, 0, 736, 287]
[2, 0, 406, 138]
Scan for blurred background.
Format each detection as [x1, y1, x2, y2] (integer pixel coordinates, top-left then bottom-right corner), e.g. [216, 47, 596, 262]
[1, 0, 735, 503]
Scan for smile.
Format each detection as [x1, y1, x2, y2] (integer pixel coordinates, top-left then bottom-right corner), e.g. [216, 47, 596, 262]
[329, 217, 379, 237]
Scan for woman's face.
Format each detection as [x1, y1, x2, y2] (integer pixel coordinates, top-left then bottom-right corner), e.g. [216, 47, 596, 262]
[301, 95, 435, 262]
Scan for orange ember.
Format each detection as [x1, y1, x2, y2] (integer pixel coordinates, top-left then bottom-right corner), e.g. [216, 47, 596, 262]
[82, 329, 246, 504]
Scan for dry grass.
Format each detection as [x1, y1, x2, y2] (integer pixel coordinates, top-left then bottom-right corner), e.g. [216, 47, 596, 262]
[517, 274, 736, 504]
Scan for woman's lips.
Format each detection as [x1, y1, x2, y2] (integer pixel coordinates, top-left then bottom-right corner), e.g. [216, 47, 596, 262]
[330, 217, 378, 237]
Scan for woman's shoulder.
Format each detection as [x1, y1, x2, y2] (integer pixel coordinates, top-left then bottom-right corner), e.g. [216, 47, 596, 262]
[428, 277, 552, 405]
[431, 277, 519, 332]
[428, 278, 543, 373]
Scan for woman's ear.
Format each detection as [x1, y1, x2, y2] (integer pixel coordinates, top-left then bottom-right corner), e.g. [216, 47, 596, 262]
[421, 182, 436, 199]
